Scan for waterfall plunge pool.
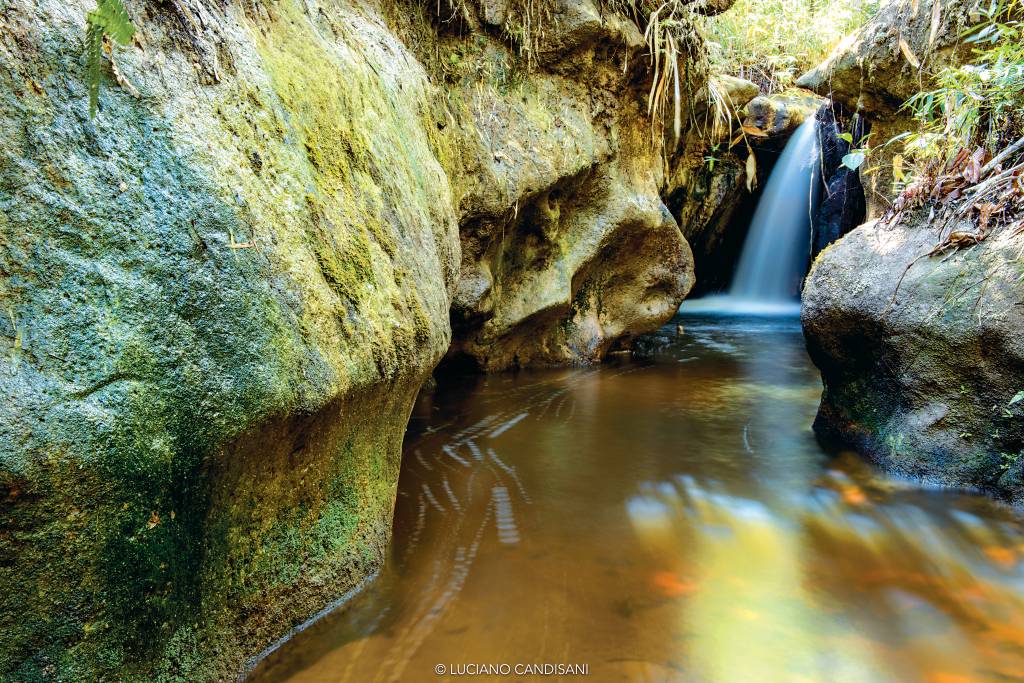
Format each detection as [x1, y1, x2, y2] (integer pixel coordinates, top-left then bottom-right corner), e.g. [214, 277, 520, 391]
[248, 314, 1024, 683]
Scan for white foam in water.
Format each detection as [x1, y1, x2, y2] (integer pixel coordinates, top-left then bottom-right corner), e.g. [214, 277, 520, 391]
[681, 117, 821, 317]
[680, 295, 802, 317]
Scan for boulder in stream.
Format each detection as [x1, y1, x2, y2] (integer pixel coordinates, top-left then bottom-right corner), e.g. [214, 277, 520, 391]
[803, 214, 1024, 502]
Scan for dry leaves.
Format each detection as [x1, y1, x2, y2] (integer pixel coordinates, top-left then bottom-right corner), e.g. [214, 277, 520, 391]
[929, 0, 943, 48]
[899, 37, 921, 69]
[745, 148, 757, 192]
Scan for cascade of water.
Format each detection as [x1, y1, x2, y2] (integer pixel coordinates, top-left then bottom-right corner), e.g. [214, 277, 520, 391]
[682, 117, 821, 316]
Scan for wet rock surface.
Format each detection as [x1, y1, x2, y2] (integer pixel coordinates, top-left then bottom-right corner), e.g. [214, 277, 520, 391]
[811, 105, 867, 258]
[803, 215, 1024, 502]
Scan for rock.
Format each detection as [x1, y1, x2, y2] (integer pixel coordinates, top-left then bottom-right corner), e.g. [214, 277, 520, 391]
[433, 0, 698, 370]
[0, 1, 462, 680]
[797, 0, 976, 216]
[689, 74, 760, 131]
[742, 90, 821, 140]
[811, 105, 867, 257]
[666, 154, 749, 294]
[477, 0, 510, 26]
[0, 0, 702, 678]
[803, 215, 1024, 502]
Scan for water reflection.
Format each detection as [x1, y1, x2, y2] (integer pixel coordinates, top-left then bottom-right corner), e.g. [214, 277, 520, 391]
[249, 315, 1024, 683]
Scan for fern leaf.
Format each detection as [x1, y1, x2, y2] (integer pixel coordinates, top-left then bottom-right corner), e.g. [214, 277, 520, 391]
[85, 20, 104, 118]
[90, 0, 135, 44]
[85, 0, 136, 118]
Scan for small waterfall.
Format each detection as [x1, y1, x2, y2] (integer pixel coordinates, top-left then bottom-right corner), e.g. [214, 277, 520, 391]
[683, 117, 821, 316]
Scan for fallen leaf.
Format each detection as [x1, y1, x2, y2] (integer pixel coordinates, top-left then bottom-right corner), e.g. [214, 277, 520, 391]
[975, 202, 1000, 233]
[841, 485, 868, 505]
[652, 571, 698, 597]
[741, 125, 769, 138]
[899, 38, 921, 69]
[745, 150, 757, 192]
[983, 546, 1016, 569]
[929, 0, 942, 47]
[147, 511, 161, 530]
[928, 673, 978, 683]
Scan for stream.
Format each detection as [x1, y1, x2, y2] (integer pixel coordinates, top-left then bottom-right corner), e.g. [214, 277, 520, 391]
[249, 314, 1024, 683]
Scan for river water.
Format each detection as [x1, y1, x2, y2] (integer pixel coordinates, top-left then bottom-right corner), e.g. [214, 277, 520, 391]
[249, 314, 1024, 683]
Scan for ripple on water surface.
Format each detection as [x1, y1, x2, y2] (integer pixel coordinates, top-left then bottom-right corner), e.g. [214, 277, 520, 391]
[249, 314, 1024, 683]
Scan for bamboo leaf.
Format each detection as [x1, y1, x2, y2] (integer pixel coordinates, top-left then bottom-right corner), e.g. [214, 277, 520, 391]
[893, 154, 906, 182]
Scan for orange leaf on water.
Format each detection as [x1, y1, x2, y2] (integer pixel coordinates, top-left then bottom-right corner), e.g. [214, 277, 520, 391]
[652, 571, 698, 597]
[927, 672, 977, 683]
[841, 485, 867, 505]
[983, 546, 1017, 569]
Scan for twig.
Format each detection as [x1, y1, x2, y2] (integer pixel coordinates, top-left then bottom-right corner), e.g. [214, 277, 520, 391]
[980, 135, 1024, 177]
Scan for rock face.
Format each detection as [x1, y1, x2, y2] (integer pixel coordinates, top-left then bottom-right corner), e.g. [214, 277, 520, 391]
[743, 90, 820, 142]
[812, 105, 866, 258]
[797, 0, 1024, 502]
[0, 1, 460, 680]
[797, 0, 974, 216]
[0, 0, 703, 679]
[803, 215, 1024, 502]
[430, 0, 698, 369]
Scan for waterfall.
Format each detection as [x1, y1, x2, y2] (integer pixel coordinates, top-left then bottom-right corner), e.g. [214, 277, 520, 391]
[682, 117, 821, 316]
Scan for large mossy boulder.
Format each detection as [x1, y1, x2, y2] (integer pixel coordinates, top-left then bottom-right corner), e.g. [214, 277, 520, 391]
[803, 215, 1024, 503]
[0, 0, 459, 679]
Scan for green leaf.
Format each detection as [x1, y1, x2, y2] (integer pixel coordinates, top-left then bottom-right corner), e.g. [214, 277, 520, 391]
[84, 0, 135, 119]
[838, 132, 854, 143]
[1009, 390, 1024, 406]
[841, 151, 866, 170]
[86, 20, 104, 118]
[89, 0, 135, 44]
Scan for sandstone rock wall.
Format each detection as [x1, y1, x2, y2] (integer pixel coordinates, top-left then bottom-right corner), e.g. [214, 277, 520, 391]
[406, 0, 698, 369]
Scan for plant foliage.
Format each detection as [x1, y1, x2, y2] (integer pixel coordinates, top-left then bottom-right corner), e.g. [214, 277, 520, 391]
[705, 0, 882, 93]
[878, 0, 1024, 247]
[86, 0, 136, 118]
[901, 0, 1024, 175]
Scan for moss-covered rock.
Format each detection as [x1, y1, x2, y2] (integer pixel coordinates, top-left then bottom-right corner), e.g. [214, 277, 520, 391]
[796, 0, 976, 217]
[0, 0, 457, 679]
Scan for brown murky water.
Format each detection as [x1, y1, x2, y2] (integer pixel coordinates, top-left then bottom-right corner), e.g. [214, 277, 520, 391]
[249, 315, 1024, 683]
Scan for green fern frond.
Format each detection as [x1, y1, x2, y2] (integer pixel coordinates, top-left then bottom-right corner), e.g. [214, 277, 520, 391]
[85, 0, 136, 118]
